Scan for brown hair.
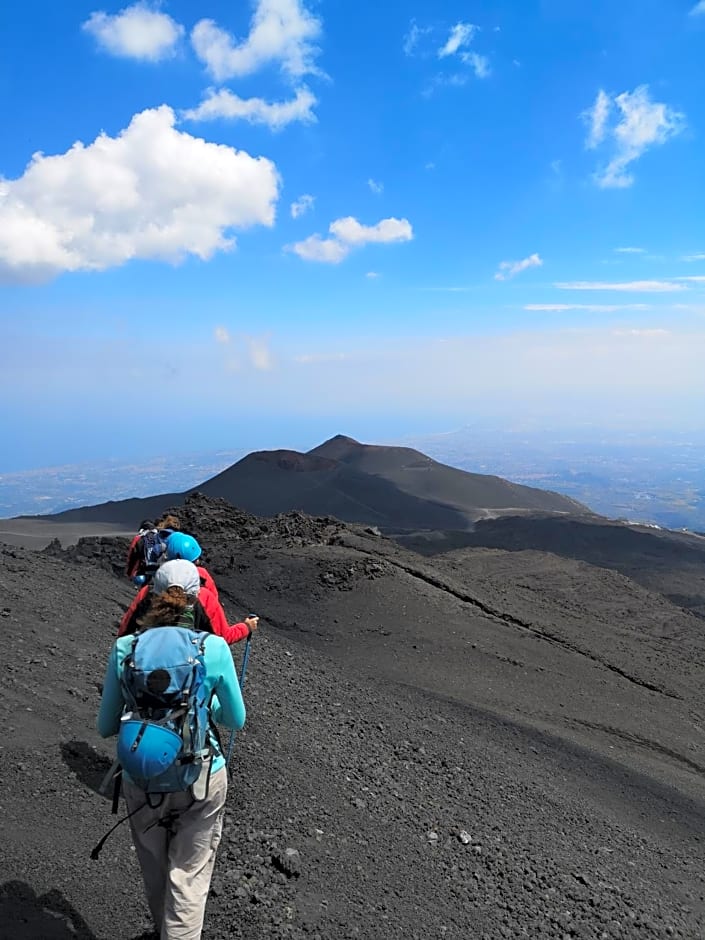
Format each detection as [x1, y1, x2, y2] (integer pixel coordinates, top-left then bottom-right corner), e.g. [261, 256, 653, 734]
[157, 514, 181, 530]
[137, 585, 195, 629]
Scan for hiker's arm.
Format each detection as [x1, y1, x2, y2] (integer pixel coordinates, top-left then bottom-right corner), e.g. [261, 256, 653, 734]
[209, 640, 246, 730]
[97, 643, 124, 737]
[201, 590, 251, 644]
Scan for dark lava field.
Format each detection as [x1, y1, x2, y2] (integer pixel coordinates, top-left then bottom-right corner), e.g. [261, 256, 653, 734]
[1, 492, 705, 939]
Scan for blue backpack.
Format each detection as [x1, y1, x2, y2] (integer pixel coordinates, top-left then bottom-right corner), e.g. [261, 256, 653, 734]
[117, 627, 214, 794]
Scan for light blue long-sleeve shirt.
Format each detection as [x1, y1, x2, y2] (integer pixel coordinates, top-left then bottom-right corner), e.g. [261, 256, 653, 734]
[97, 631, 246, 775]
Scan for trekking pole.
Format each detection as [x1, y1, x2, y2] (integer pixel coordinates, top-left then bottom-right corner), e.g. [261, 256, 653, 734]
[225, 620, 255, 767]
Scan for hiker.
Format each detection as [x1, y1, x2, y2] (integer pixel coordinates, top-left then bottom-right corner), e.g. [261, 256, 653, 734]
[164, 532, 218, 597]
[118, 560, 258, 645]
[97, 558, 246, 939]
[125, 515, 181, 586]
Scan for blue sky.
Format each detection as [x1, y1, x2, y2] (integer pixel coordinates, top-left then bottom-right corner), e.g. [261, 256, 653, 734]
[2, 0, 705, 471]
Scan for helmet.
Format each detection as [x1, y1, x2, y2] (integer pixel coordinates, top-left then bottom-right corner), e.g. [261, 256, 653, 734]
[165, 532, 202, 563]
[118, 719, 182, 782]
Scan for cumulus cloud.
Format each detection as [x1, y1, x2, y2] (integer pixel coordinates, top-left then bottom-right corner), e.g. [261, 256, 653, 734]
[287, 216, 413, 264]
[582, 85, 685, 188]
[191, 0, 322, 82]
[290, 193, 314, 218]
[494, 253, 543, 281]
[368, 178, 383, 195]
[329, 216, 412, 245]
[0, 106, 279, 283]
[182, 86, 317, 129]
[555, 280, 686, 292]
[287, 235, 349, 263]
[82, 2, 184, 61]
[439, 22, 477, 57]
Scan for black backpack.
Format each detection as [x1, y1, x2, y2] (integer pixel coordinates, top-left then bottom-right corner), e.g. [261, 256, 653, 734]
[138, 528, 169, 579]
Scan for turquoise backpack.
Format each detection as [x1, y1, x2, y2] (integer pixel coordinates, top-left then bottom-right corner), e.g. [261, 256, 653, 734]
[117, 626, 214, 794]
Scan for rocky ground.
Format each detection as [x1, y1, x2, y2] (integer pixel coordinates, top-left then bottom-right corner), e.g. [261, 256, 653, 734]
[1, 493, 704, 938]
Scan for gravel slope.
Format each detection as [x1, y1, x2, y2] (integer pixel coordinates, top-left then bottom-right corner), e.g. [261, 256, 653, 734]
[1, 497, 704, 939]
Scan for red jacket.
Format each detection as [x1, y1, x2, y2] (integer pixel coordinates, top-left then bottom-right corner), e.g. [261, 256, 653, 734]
[197, 566, 218, 598]
[125, 534, 142, 578]
[118, 584, 250, 644]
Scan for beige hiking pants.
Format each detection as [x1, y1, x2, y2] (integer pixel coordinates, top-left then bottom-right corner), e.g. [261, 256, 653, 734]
[124, 766, 227, 940]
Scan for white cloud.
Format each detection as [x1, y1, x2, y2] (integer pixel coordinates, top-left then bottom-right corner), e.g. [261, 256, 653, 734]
[614, 246, 646, 254]
[290, 193, 314, 218]
[675, 276, 705, 283]
[247, 336, 274, 370]
[403, 19, 432, 56]
[368, 178, 384, 195]
[525, 303, 650, 312]
[329, 216, 412, 245]
[582, 85, 685, 188]
[555, 280, 686, 292]
[439, 22, 477, 57]
[182, 86, 317, 129]
[293, 351, 351, 364]
[433, 21, 490, 79]
[682, 253, 705, 261]
[689, 1, 705, 14]
[191, 0, 322, 82]
[366, 271, 380, 279]
[0, 106, 279, 283]
[460, 51, 490, 78]
[287, 216, 413, 264]
[612, 329, 670, 337]
[82, 2, 184, 61]
[286, 234, 349, 263]
[583, 89, 611, 149]
[214, 327, 274, 371]
[494, 252, 543, 281]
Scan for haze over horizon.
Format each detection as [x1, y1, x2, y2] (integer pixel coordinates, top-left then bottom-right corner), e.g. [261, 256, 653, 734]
[2, 0, 705, 470]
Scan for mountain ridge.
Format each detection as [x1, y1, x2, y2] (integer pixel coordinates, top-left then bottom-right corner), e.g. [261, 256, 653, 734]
[12, 434, 591, 531]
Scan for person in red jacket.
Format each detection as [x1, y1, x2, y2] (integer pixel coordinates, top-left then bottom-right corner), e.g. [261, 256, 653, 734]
[118, 559, 258, 644]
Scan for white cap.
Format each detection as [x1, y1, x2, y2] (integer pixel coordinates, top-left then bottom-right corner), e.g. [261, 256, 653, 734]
[152, 559, 200, 597]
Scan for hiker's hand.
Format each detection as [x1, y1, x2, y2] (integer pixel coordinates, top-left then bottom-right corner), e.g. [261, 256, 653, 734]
[245, 616, 259, 632]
